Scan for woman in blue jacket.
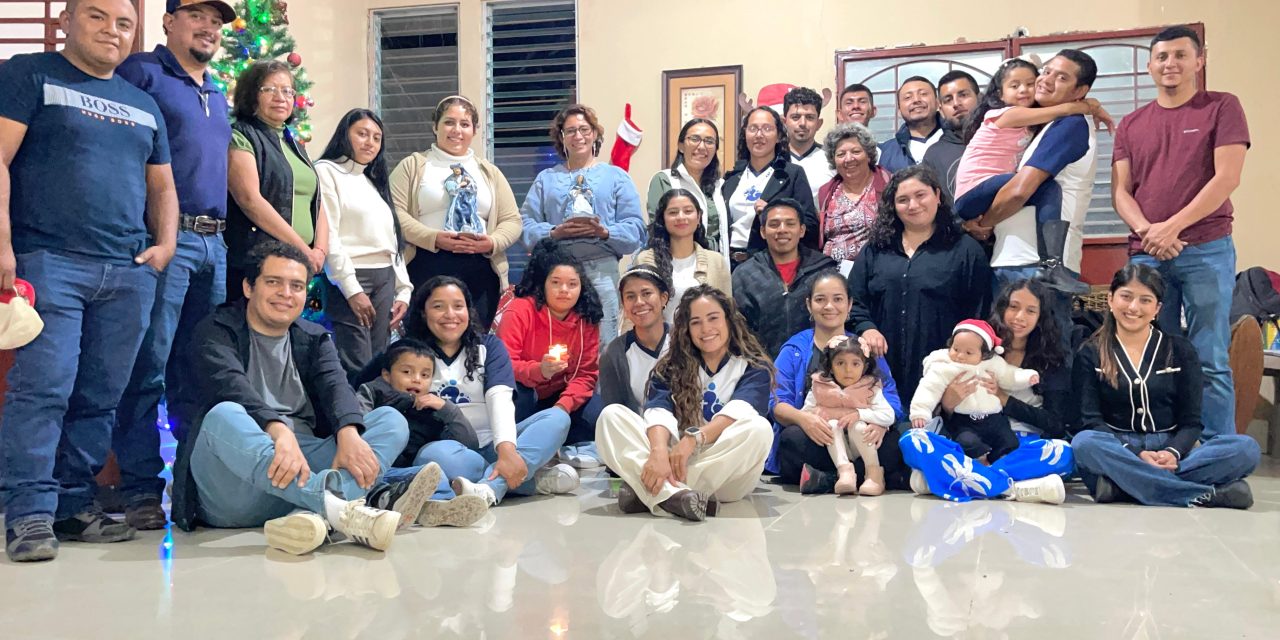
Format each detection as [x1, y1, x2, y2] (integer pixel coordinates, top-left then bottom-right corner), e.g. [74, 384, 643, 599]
[770, 270, 910, 491]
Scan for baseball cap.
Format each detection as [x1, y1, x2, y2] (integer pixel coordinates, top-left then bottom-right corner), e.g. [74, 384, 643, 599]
[166, 0, 236, 24]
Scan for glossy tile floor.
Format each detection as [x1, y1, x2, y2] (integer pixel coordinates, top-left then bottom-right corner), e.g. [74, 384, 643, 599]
[2, 458, 1278, 639]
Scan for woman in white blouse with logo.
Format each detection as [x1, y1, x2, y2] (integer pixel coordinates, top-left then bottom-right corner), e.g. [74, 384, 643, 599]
[315, 109, 411, 374]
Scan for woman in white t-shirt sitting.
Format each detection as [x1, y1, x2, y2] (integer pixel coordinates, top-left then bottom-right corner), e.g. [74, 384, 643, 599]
[599, 266, 672, 414]
[621, 189, 731, 328]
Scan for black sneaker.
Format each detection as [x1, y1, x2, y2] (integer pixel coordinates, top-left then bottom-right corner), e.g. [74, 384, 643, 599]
[125, 496, 168, 531]
[6, 518, 59, 562]
[617, 482, 648, 514]
[657, 489, 708, 522]
[52, 508, 136, 543]
[799, 464, 836, 495]
[364, 462, 442, 531]
[1203, 480, 1254, 510]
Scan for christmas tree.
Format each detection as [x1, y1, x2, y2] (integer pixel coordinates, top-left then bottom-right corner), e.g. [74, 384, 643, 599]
[212, 0, 316, 142]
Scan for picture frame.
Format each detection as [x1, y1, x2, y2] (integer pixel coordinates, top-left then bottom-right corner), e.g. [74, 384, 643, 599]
[661, 65, 743, 170]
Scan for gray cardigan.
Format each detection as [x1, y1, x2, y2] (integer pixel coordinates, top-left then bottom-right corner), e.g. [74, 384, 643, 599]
[598, 327, 668, 413]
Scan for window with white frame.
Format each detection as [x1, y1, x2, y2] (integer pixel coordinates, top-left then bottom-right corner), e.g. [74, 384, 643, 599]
[371, 6, 459, 168]
[836, 26, 1205, 240]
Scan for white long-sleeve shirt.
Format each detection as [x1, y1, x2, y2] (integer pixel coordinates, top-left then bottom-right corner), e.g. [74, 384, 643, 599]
[909, 349, 1038, 421]
[316, 158, 412, 303]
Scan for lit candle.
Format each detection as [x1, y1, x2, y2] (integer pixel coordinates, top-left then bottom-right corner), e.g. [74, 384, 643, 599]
[547, 344, 568, 362]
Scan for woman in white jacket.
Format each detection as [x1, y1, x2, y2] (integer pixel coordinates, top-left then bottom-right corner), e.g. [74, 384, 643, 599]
[316, 109, 412, 374]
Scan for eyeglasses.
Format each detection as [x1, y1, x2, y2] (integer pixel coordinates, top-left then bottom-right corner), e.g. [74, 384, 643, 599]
[259, 86, 297, 98]
[685, 135, 718, 148]
[745, 125, 776, 136]
[561, 126, 594, 138]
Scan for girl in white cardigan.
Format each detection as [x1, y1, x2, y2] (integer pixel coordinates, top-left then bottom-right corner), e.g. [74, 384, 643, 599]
[316, 109, 412, 374]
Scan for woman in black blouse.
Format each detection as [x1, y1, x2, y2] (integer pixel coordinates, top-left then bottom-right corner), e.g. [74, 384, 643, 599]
[1071, 264, 1259, 508]
[900, 278, 1074, 503]
[848, 165, 993, 407]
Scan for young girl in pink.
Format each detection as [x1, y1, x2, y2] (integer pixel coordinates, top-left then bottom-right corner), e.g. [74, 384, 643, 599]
[954, 58, 1113, 294]
[802, 336, 896, 496]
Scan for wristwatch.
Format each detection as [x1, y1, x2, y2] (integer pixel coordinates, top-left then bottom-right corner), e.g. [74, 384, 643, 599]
[683, 427, 706, 451]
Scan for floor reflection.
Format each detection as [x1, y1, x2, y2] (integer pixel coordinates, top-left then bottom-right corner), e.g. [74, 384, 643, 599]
[904, 499, 1071, 637]
[597, 515, 776, 638]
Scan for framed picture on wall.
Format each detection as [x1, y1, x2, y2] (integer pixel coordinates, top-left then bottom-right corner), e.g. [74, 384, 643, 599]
[662, 65, 743, 169]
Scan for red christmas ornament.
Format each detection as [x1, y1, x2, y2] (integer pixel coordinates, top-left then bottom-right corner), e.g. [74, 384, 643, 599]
[287, 52, 302, 67]
[294, 95, 307, 109]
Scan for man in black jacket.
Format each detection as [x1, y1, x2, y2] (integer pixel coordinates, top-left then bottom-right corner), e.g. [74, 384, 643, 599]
[171, 241, 444, 554]
[732, 198, 836, 357]
[923, 70, 980, 203]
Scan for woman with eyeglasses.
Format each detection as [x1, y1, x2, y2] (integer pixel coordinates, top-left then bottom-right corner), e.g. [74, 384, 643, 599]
[720, 106, 818, 267]
[521, 104, 647, 348]
[226, 60, 328, 301]
[645, 118, 730, 261]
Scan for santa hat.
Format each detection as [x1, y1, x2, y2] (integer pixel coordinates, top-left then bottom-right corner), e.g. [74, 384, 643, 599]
[0, 278, 44, 350]
[755, 83, 796, 114]
[609, 103, 643, 172]
[953, 319, 1003, 355]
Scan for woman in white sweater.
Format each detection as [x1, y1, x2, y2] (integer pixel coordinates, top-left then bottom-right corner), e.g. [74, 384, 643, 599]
[389, 96, 523, 330]
[316, 109, 412, 374]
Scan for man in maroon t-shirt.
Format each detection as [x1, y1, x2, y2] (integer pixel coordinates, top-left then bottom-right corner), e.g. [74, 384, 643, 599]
[1113, 25, 1250, 439]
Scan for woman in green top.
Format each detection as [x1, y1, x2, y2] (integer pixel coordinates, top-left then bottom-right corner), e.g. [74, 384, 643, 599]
[226, 60, 328, 301]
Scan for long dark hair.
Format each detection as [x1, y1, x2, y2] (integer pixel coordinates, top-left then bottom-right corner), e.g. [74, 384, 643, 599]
[1091, 264, 1166, 388]
[990, 278, 1068, 376]
[735, 106, 789, 168]
[964, 58, 1040, 144]
[232, 60, 294, 123]
[652, 285, 774, 427]
[671, 118, 722, 198]
[869, 165, 964, 250]
[645, 189, 709, 283]
[404, 276, 484, 380]
[514, 238, 604, 324]
[319, 109, 403, 251]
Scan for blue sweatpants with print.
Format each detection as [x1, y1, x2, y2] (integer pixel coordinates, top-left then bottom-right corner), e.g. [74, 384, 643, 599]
[900, 430, 1073, 502]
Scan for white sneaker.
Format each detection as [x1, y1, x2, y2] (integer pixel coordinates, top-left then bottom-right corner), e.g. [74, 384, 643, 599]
[1008, 474, 1066, 505]
[451, 476, 498, 506]
[535, 463, 580, 495]
[419, 494, 489, 527]
[910, 469, 930, 496]
[264, 512, 329, 555]
[333, 500, 400, 551]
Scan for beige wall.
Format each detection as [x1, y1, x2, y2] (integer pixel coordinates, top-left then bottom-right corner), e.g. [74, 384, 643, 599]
[144, 0, 1277, 270]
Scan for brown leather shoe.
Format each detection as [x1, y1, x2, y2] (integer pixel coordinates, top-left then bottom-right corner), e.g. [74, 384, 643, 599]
[124, 497, 168, 531]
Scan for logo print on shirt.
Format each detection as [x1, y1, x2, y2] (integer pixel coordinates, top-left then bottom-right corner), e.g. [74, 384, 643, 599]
[744, 186, 762, 202]
[436, 379, 471, 405]
[42, 84, 158, 130]
[701, 382, 724, 422]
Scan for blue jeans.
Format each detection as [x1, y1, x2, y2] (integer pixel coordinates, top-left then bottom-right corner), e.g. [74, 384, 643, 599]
[994, 265, 1075, 353]
[1130, 236, 1236, 439]
[956, 173, 1062, 225]
[900, 429, 1074, 502]
[405, 407, 570, 503]
[114, 231, 227, 503]
[583, 257, 620, 348]
[189, 403, 408, 528]
[1071, 428, 1259, 507]
[0, 251, 157, 523]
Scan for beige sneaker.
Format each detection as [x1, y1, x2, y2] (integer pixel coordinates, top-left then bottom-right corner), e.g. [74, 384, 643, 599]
[419, 494, 489, 527]
[1008, 475, 1066, 505]
[264, 512, 329, 555]
[334, 500, 400, 551]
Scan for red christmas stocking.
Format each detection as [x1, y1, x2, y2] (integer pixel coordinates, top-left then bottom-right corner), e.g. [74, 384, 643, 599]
[609, 103, 642, 172]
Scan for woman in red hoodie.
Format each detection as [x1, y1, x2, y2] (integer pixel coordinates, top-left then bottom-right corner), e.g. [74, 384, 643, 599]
[496, 238, 605, 468]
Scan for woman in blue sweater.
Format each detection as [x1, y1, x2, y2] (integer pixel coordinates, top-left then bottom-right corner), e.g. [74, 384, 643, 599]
[770, 270, 909, 492]
[520, 104, 647, 348]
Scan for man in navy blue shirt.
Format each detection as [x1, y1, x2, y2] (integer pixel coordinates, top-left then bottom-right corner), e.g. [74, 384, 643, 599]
[0, 0, 179, 562]
[113, 0, 235, 532]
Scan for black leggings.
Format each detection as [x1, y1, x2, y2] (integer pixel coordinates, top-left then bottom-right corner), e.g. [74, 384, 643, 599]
[945, 413, 1019, 462]
[776, 422, 910, 489]
[407, 250, 501, 331]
